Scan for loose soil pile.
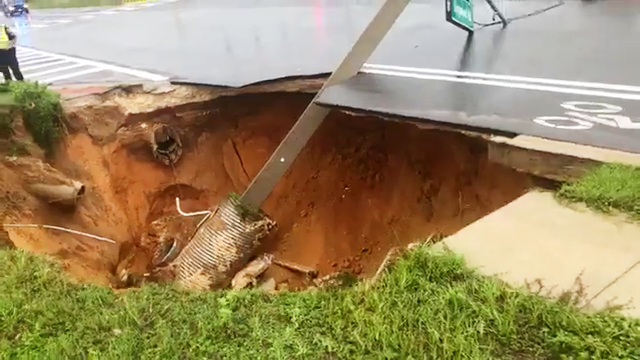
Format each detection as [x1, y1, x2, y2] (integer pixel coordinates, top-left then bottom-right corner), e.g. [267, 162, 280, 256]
[0, 85, 536, 289]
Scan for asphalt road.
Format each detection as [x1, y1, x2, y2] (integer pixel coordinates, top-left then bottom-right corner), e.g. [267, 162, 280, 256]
[312, 0, 640, 153]
[13, 46, 167, 85]
[316, 72, 640, 153]
[7, 0, 640, 151]
[14, 0, 601, 87]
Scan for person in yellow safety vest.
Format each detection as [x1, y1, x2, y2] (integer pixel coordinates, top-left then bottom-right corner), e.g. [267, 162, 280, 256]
[0, 24, 23, 82]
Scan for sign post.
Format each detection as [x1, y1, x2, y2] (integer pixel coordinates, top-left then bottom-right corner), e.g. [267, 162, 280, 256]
[445, 0, 475, 33]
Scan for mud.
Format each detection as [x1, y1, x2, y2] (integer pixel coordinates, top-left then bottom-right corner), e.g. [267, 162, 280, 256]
[0, 85, 536, 289]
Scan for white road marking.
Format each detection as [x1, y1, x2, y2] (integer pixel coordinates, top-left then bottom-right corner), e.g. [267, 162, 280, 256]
[21, 60, 71, 72]
[26, 63, 87, 78]
[13, 46, 168, 84]
[19, 47, 168, 81]
[360, 68, 640, 101]
[18, 54, 47, 61]
[42, 67, 104, 83]
[20, 58, 60, 66]
[79, 15, 96, 20]
[362, 64, 640, 94]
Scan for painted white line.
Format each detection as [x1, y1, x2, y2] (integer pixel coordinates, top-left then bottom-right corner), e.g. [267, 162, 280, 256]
[53, 19, 72, 24]
[361, 68, 640, 101]
[17, 46, 168, 81]
[120, 6, 137, 11]
[21, 60, 71, 72]
[18, 54, 48, 61]
[41, 67, 104, 83]
[26, 63, 87, 78]
[100, 11, 118, 15]
[79, 15, 95, 19]
[17, 49, 35, 56]
[20, 58, 60, 66]
[363, 64, 640, 94]
[30, 24, 50, 28]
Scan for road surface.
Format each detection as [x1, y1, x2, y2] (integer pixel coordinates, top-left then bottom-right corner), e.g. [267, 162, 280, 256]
[14, 46, 167, 85]
[7, 0, 640, 152]
[13, 0, 574, 86]
[315, 0, 640, 153]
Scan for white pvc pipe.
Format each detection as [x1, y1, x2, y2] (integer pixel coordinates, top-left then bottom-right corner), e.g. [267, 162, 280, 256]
[2, 224, 116, 244]
[175, 197, 211, 217]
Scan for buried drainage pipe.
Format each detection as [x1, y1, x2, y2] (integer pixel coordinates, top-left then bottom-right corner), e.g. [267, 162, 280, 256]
[174, 196, 277, 291]
[2, 224, 116, 244]
[26, 181, 86, 206]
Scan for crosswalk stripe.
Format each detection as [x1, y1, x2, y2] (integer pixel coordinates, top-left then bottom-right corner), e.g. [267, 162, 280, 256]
[18, 54, 46, 61]
[20, 58, 59, 66]
[21, 60, 70, 72]
[26, 63, 86, 78]
[10, 46, 169, 84]
[41, 67, 104, 83]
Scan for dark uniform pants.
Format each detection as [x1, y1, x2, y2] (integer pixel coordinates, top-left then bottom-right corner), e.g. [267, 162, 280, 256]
[0, 47, 24, 81]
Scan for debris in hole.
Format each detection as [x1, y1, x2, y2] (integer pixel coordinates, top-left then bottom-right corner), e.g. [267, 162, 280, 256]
[231, 253, 274, 290]
[258, 277, 277, 293]
[274, 259, 318, 278]
[151, 124, 182, 166]
[140, 214, 200, 268]
[174, 196, 277, 291]
[313, 272, 359, 289]
[3, 157, 86, 206]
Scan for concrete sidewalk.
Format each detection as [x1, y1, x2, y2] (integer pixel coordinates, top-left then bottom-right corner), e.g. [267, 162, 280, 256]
[441, 190, 640, 317]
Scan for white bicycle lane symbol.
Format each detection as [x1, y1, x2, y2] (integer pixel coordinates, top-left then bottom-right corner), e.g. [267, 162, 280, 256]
[533, 101, 640, 130]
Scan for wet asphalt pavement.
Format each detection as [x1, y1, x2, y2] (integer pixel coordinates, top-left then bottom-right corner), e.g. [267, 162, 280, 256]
[14, 0, 604, 87]
[7, 0, 640, 152]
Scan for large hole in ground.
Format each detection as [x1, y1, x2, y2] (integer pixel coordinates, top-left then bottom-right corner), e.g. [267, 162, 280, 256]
[0, 89, 540, 290]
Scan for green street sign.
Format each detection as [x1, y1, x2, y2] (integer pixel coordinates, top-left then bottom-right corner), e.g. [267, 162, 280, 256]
[445, 0, 474, 33]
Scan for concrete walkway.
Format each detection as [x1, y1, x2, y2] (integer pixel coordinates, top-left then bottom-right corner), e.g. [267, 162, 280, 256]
[441, 190, 640, 318]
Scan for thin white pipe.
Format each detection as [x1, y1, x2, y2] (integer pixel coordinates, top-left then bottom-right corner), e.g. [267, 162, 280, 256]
[175, 197, 211, 217]
[2, 224, 116, 244]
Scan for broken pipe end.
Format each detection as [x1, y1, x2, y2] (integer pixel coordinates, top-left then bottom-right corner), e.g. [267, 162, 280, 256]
[27, 180, 86, 206]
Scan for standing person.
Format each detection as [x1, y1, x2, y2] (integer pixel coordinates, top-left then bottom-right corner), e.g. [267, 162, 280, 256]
[0, 24, 23, 82]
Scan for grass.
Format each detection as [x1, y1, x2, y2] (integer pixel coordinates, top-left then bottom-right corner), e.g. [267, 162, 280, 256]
[557, 163, 640, 219]
[9, 81, 64, 155]
[229, 192, 266, 221]
[2, 246, 640, 359]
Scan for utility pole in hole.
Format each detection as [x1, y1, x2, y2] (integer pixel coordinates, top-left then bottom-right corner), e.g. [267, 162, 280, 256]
[241, 0, 508, 209]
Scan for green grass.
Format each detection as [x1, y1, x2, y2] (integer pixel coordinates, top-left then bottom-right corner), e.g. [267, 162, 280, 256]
[1, 246, 639, 359]
[9, 81, 63, 155]
[557, 163, 640, 218]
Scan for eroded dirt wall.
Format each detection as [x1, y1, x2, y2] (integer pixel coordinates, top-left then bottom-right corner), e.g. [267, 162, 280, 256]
[1, 90, 535, 287]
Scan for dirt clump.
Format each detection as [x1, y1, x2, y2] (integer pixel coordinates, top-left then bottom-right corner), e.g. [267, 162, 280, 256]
[0, 85, 535, 289]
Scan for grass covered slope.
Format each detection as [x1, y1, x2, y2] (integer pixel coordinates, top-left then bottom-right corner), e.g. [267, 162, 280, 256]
[558, 163, 640, 218]
[2, 247, 640, 359]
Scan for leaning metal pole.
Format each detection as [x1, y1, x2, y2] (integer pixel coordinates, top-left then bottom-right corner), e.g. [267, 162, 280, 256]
[485, 0, 508, 27]
[241, 0, 412, 209]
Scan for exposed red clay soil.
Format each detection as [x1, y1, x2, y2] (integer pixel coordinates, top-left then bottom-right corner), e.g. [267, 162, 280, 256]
[0, 86, 535, 289]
